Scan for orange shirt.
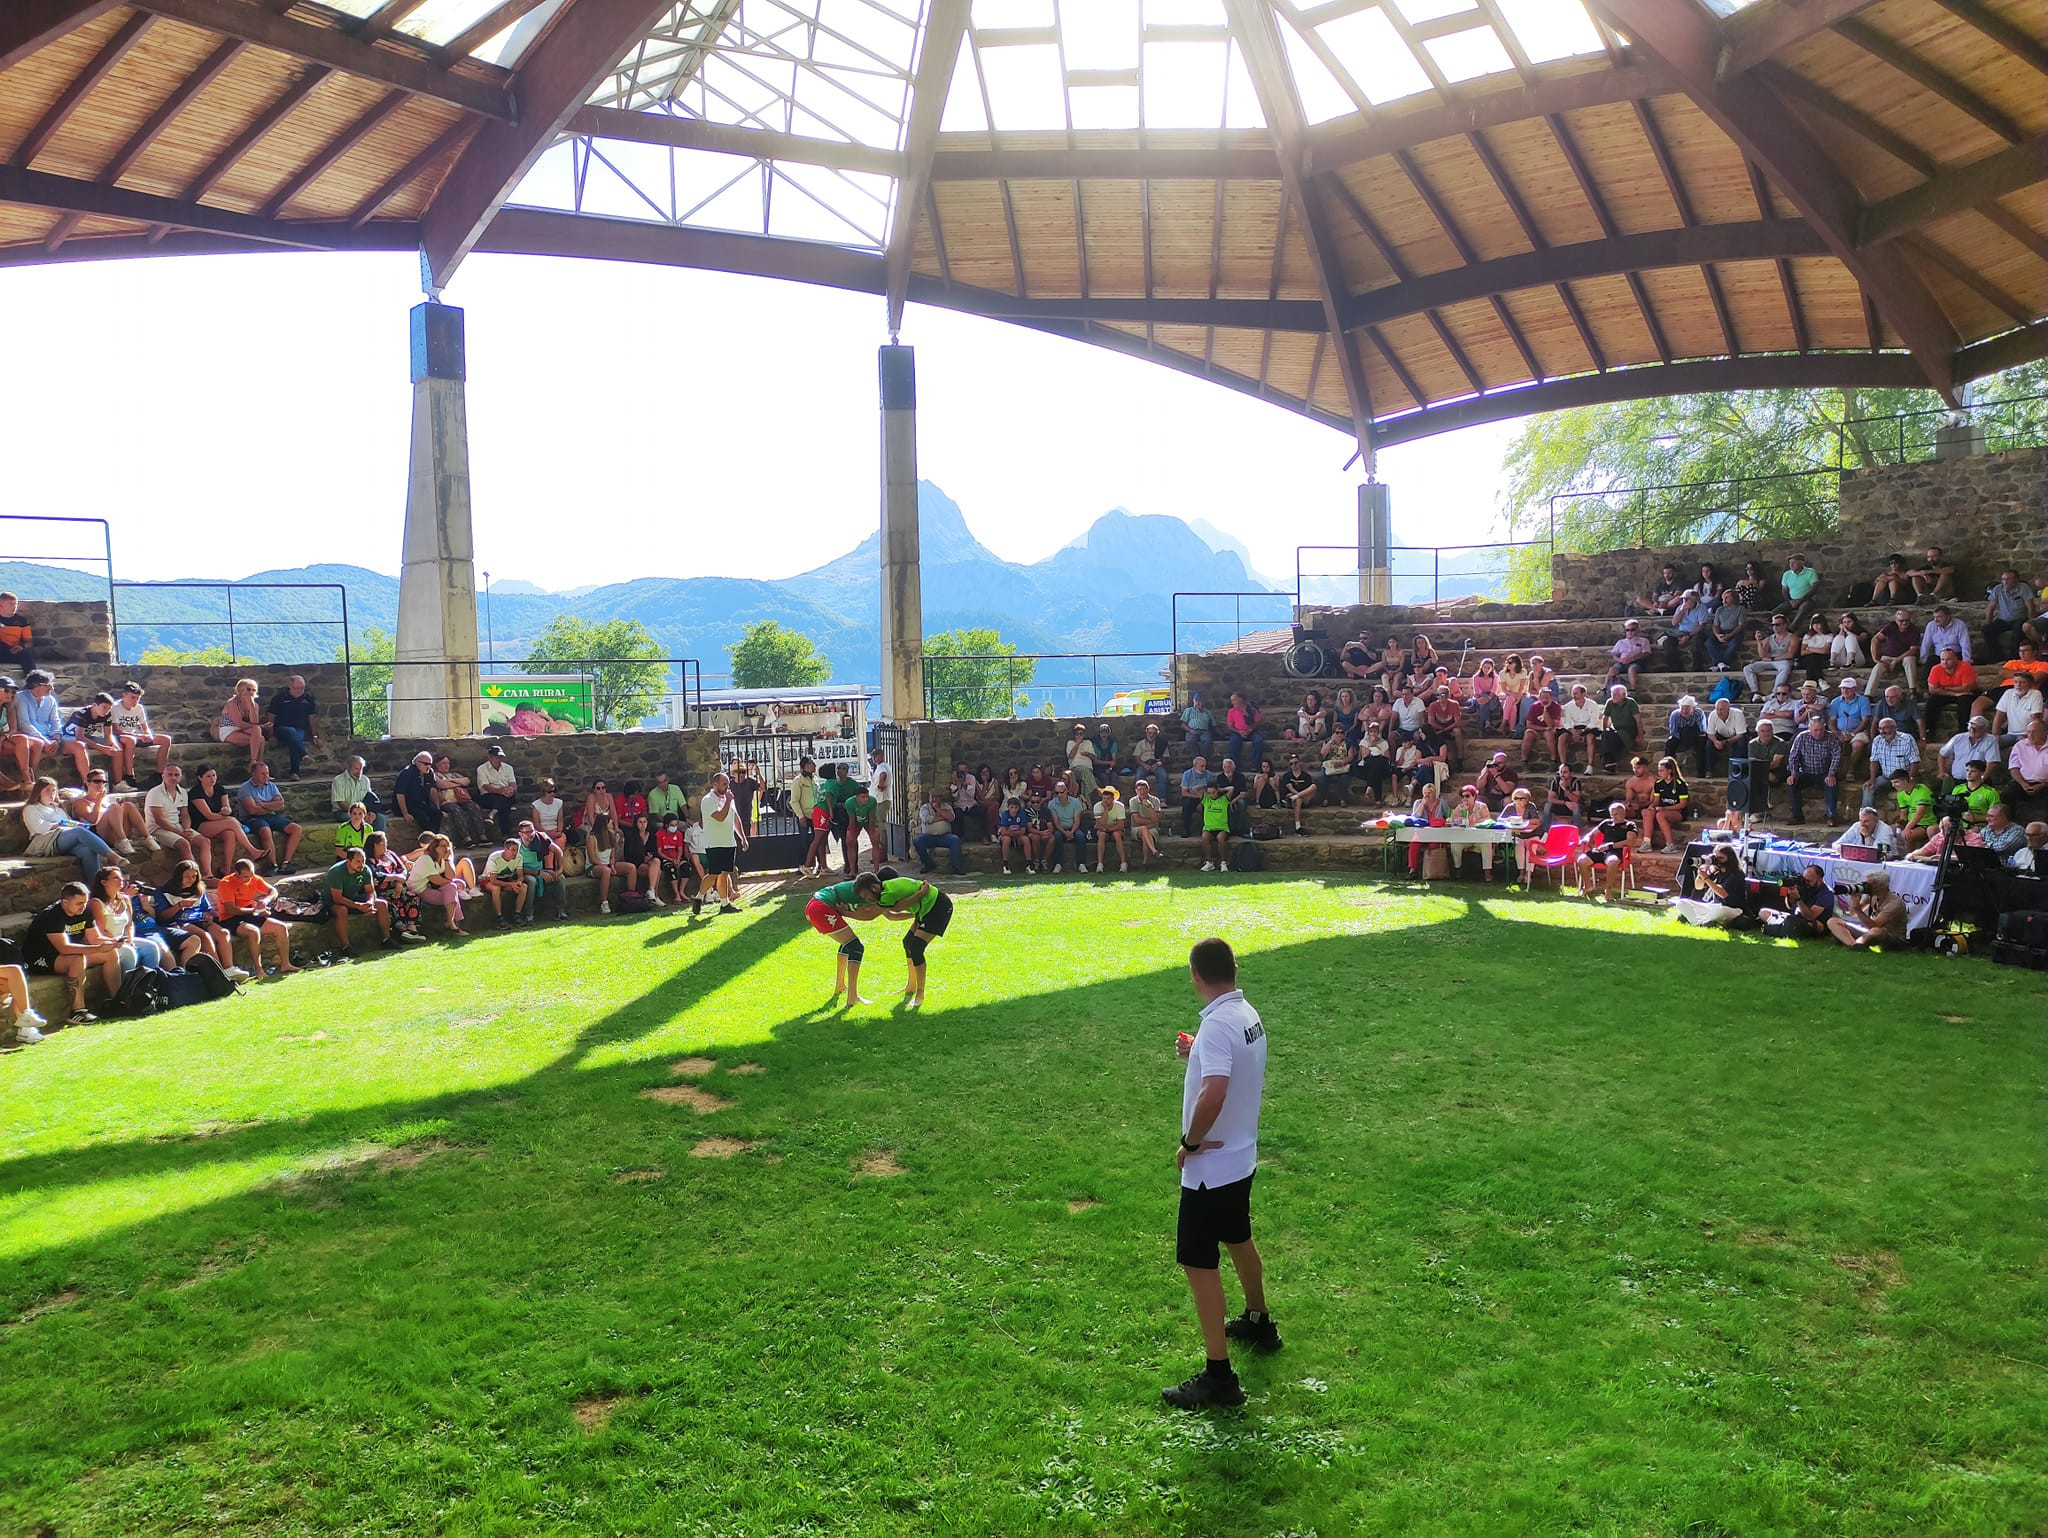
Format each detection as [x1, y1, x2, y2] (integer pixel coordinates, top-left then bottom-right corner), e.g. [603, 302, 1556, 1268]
[215, 872, 273, 914]
[0, 616, 29, 649]
[1927, 660, 1978, 693]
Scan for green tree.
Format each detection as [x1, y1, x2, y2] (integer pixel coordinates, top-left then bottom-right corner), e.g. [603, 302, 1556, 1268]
[522, 615, 668, 731]
[923, 628, 1036, 719]
[1496, 366, 2048, 601]
[138, 642, 250, 666]
[338, 626, 395, 738]
[728, 620, 830, 689]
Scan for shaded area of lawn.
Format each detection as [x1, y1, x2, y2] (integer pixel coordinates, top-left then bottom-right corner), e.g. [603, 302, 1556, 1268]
[2, 884, 2044, 1534]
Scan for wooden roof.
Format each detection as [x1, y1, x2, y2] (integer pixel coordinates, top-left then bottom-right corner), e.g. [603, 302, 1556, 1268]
[2, 0, 2044, 455]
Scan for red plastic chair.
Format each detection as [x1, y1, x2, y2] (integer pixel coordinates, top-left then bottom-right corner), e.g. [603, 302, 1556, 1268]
[1532, 823, 1582, 889]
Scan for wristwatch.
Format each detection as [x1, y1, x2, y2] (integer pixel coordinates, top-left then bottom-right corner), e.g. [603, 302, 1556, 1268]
[1180, 1134, 1201, 1152]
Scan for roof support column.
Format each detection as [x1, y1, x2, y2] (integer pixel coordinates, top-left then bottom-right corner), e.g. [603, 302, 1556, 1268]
[1358, 481, 1392, 606]
[392, 301, 483, 738]
[878, 343, 925, 729]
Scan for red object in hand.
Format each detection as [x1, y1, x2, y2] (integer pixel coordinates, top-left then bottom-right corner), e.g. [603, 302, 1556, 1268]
[1176, 1032, 1194, 1048]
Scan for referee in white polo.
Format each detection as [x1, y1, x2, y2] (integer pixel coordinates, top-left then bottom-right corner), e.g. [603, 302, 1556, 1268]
[1163, 936, 1280, 1410]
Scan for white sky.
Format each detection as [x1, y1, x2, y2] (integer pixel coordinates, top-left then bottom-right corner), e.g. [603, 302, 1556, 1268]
[0, 249, 1519, 591]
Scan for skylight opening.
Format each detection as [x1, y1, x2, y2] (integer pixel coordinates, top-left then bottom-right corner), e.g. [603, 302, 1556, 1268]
[1277, 16, 1358, 122]
[1222, 40, 1265, 128]
[1070, 83, 1142, 130]
[1062, 0, 1140, 71]
[1143, 0, 1225, 24]
[1391, 0, 1479, 23]
[939, 47, 991, 130]
[1143, 40, 1230, 129]
[1317, 9, 1433, 106]
[1424, 26, 1516, 82]
[467, 0, 563, 66]
[1491, 0, 1605, 62]
[972, 0, 1055, 27]
[399, 0, 511, 46]
[978, 42, 1070, 131]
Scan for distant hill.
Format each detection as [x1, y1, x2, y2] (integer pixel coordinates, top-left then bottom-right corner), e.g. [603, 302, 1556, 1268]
[0, 481, 1270, 681]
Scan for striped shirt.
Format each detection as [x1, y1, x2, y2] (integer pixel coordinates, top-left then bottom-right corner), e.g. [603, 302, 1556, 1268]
[1786, 731, 1841, 779]
[1867, 731, 1921, 779]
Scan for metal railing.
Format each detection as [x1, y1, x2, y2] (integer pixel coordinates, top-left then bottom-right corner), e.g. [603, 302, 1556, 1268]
[1295, 539, 1556, 609]
[347, 655, 704, 739]
[923, 651, 1172, 720]
[0, 512, 116, 621]
[110, 580, 352, 670]
[1837, 390, 2048, 464]
[1543, 469, 1842, 550]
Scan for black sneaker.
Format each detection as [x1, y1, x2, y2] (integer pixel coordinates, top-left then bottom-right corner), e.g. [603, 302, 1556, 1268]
[1224, 1311, 1283, 1354]
[496, 917, 511, 930]
[1161, 1366, 1244, 1410]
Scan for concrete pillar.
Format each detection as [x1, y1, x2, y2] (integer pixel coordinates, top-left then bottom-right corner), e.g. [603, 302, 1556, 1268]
[392, 302, 482, 738]
[1357, 481, 1392, 605]
[878, 343, 925, 724]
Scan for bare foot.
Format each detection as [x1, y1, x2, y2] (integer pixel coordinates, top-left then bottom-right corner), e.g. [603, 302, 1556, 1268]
[844, 992, 872, 1006]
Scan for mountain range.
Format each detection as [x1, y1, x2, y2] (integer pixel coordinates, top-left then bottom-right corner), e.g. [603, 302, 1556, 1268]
[0, 483, 1281, 683]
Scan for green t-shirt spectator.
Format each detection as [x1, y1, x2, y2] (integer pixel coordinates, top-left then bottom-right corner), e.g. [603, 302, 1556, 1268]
[327, 861, 373, 904]
[646, 783, 687, 819]
[846, 791, 879, 826]
[334, 820, 370, 852]
[1895, 782, 1935, 830]
[1782, 565, 1819, 600]
[877, 876, 938, 919]
[1601, 697, 1640, 739]
[825, 776, 862, 812]
[1961, 783, 1999, 826]
[1202, 790, 1231, 832]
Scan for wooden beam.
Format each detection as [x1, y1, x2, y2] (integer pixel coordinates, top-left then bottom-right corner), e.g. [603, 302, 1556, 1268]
[1902, 233, 2031, 326]
[568, 106, 905, 175]
[260, 89, 407, 217]
[1979, 203, 2048, 267]
[95, 36, 243, 184]
[177, 66, 326, 203]
[1371, 352, 1929, 446]
[931, 142, 1277, 180]
[1955, 319, 2048, 381]
[128, 0, 514, 120]
[421, 0, 675, 286]
[1225, 0, 1375, 457]
[1925, 0, 2048, 80]
[885, 0, 965, 333]
[0, 0, 119, 75]
[1586, 0, 1960, 395]
[1746, 157, 1810, 353]
[1304, 59, 1675, 174]
[442, 0, 554, 61]
[346, 116, 472, 226]
[14, 12, 153, 169]
[1754, 63, 1938, 177]
[0, 223, 419, 266]
[1858, 135, 2048, 245]
[0, 161, 413, 247]
[1835, 17, 2024, 144]
[1717, 0, 1883, 77]
[1338, 219, 1825, 329]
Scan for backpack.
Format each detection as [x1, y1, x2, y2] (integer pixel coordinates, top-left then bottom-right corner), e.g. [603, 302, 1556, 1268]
[111, 967, 170, 1018]
[1993, 910, 2048, 970]
[160, 966, 212, 1008]
[1252, 819, 1283, 841]
[185, 952, 240, 999]
[1230, 840, 1264, 872]
[616, 889, 652, 913]
[1707, 677, 1739, 706]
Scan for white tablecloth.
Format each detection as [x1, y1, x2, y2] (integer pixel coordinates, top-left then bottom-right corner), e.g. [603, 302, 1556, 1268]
[1392, 825, 1520, 845]
[1750, 846, 1938, 932]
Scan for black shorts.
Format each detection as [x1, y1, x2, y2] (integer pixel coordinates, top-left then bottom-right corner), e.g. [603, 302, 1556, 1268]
[702, 846, 736, 875]
[916, 890, 953, 937]
[1176, 1172, 1255, 1270]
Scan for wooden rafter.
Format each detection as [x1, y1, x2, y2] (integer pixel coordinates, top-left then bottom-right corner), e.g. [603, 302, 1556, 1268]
[1859, 134, 2048, 245]
[1835, 18, 2024, 144]
[261, 89, 406, 217]
[0, 0, 119, 75]
[1747, 157, 1809, 353]
[443, 0, 556, 61]
[1544, 110, 1672, 363]
[1755, 64, 1938, 177]
[1925, 0, 2048, 80]
[0, 161, 397, 247]
[421, 0, 677, 286]
[346, 116, 473, 226]
[1717, 0, 1884, 77]
[13, 12, 153, 170]
[1631, 95, 1737, 356]
[884, 0, 965, 333]
[1223, 0, 1375, 455]
[1979, 203, 2048, 267]
[1903, 233, 2031, 326]
[1588, 0, 1960, 394]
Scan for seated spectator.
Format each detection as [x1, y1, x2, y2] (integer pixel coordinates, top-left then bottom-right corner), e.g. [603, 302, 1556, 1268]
[1180, 691, 1214, 758]
[1675, 845, 1747, 927]
[620, 811, 660, 900]
[214, 678, 267, 770]
[1862, 718, 1922, 809]
[215, 857, 299, 975]
[585, 812, 636, 912]
[1889, 769, 1937, 851]
[1198, 778, 1231, 872]
[261, 675, 321, 780]
[1905, 546, 1955, 603]
[360, 831, 425, 940]
[1463, 659, 1501, 733]
[1119, 724, 1164, 802]
[143, 762, 208, 874]
[2006, 717, 2048, 813]
[1905, 814, 1960, 865]
[996, 796, 1034, 875]
[1521, 691, 1564, 768]
[1781, 553, 1822, 629]
[21, 775, 116, 880]
[432, 754, 492, 847]
[1225, 694, 1266, 770]
[1764, 864, 1836, 938]
[1695, 590, 1748, 672]
[915, 789, 966, 877]
[1977, 800, 2027, 860]
[1866, 608, 1921, 697]
[236, 761, 303, 873]
[1405, 782, 1448, 880]
[1868, 554, 1912, 606]
[1833, 805, 1899, 859]
[1496, 656, 1532, 732]
[1559, 685, 1601, 771]
[1828, 676, 1876, 772]
[1422, 687, 1465, 770]
[475, 743, 519, 838]
[1178, 755, 1214, 839]
[1338, 630, 1376, 682]
[152, 861, 241, 975]
[1756, 681, 1800, 736]
[1598, 684, 1642, 774]
[334, 800, 376, 857]
[1606, 620, 1652, 693]
[327, 845, 394, 952]
[1095, 785, 1128, 873]
[1378, 636, 1410, 688]
[1939, 715, 2003, 791]
[2006, 820, 2047, 873]
[521, 819, 572, 919]
[1994, 669, 2043, 747]
[480, 836, 538, 927]
[1354, 725, 1393, 806]
[1791, 681, 1828, 730]
[60, 692, 122, 786]
[1044, 777, 1091, 874]
[1955, 761, 2000, 829]
[1445, 785, 1495, 883]
[1649, 757, 1691, 852]
[329, 754, 384, 827]
[65, 768, 149, 857]
[1744, 720, 1788, 812]
[1830, 612, 1867, 673]
[1279, 755, 1318, 834]
[1984, 568, 2039, 661]
[1317, 732, 1354, 809]
[1027, 788, 1058, 874]
[1703, 697, 1747, 773]
[1826, 871, 1907, 950]
[1289, 690, 1327, 743]
[100, 681, 170, 790]
[1919, 604, 1972, 671]
[1400, 736, 1450, 796]
[0, 592, 35, 672]
[1128, 781, 1161, 868]
[393, 751, 440, 835]
[1576, 802, 1637, 901]
[1628, 562, 1686, 618]
[1664, 695, 1709, 775]
[1732, 561, 1773, 614]
[1924, 646, 1981, 741]
[1744, 614, 1797, 698]
[1797, 615, 1833, 684]
[1544, 762, 1585, 828]
[1619, 755, 1656, 827]
[529, 777, 567, 843]
[1474, 751, 1519, 808]
[1388, 684, 1427, 748]
[6, 669, 64, 789]
[600, 778, 636, 832]
[25, 881, 119, 1024]
[1500, 785, 1543, 885]
[187, 764, 260, 872]
[406, 832, 471, 936]
[1787, 715, 1843, 825]
[90, 867, 170, 978]
[1024, 762, 1057, 802]
[2004, 640, 2048, 686]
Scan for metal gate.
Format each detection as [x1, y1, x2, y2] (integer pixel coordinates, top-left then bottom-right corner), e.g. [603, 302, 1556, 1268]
[724, 732, 818, 872]
[872, 721, 910, 860]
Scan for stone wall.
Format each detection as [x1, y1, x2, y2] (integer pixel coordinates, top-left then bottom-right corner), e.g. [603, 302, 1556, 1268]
[1550, 447, 2048, 616]
[342, 728, 723, 795]
[128, 662, 353, 753]
[899, 714, 1190, 813]
[6, 599, 114, 669]
[1176, 653, 1296, 712]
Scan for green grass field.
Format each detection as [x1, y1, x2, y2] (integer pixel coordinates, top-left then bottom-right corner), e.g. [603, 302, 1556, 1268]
[2, 878, 2044, 1535]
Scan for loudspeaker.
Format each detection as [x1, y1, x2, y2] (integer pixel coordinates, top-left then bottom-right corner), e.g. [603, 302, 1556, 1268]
[1727, 757, 1753, 814]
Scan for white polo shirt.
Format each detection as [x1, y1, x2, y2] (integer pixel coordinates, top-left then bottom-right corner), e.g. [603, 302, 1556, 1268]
[144, 783, 187, 829]
[1182, 988, 1268, 1190]
[699, 789, 738, 848]
[867, 758, 893, 806]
